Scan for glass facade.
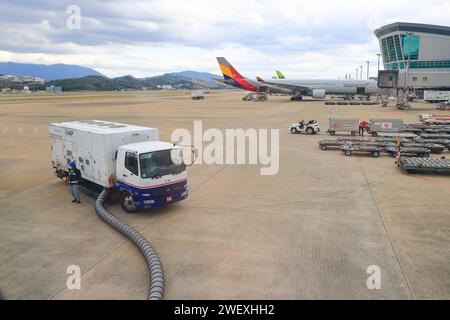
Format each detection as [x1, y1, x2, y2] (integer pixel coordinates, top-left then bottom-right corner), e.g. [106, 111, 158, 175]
[380, 33, 449, 70]
[410, 60, 450, 68]
[401, 34, 419, 60]
[376, 23, 450, 90]
[385, 60, 450, 70]
[381, 38, 389, 63]
[380, 34, 420, 70]
[386, 36, 397, 62]
[394, 35, 403, 61]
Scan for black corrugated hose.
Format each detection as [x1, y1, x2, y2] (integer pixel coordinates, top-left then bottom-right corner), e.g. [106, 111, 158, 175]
[95, 188, 164, 300]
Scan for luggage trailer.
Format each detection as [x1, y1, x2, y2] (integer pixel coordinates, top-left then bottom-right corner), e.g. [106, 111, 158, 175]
[319, 140, 346, 150]
[414, 138, 450, 151]
[337, 136, 413, 143]
[319, 140, 395, 151]
[401, 143, 445, 154]
[386, 146, 432, 158]
[400, 158, 450, 175]
[340, 144, 385, 158]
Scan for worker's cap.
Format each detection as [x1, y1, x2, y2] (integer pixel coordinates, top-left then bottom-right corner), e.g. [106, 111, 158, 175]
[69, 161, 76, 167]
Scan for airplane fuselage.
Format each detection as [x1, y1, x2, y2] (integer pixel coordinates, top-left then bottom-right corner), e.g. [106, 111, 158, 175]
[264, 79, 383, 95]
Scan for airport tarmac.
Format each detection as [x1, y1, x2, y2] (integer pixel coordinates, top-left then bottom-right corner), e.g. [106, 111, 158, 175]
[0, 90, 449, 300]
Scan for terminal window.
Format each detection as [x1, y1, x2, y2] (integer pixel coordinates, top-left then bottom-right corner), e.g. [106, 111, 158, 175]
[401, 34, 420, 60]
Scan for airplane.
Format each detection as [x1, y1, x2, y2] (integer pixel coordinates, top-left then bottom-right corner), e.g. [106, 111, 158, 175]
[214, 57, 292, 95]
[215, 57, 383, 101]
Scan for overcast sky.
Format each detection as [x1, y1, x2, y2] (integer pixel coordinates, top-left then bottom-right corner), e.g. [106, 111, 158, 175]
[0, 0, 449, 79]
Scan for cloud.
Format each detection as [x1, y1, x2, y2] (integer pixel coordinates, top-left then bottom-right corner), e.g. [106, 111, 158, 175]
[0, 0, 448, 78]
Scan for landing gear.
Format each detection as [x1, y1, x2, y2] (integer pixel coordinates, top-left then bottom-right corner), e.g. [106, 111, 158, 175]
[290, 95, 303, 101]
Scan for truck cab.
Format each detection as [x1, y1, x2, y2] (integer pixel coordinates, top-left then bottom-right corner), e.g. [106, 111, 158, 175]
[116, 141, 188, 212]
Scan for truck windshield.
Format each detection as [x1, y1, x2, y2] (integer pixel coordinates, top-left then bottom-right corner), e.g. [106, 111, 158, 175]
[139, 149, 185, 179]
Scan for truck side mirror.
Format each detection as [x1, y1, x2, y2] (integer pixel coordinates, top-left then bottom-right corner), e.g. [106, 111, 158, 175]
[177, 145, 198, 167]
[186, 147, 199, 167]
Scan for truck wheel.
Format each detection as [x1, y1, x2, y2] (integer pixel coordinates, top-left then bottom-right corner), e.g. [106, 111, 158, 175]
[291, 128, 298, 134]
[306, 127, 314, 135]
[121, 193, 139, 213]
[345, 150, 352, 156]
[372, 151, 380, 158]
[421, 153, 430, 158]
[320, 145, 327, 150]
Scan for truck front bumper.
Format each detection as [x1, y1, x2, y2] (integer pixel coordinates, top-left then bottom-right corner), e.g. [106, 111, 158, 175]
[137, 180, 188, 208]
[141, 190, 188, 208]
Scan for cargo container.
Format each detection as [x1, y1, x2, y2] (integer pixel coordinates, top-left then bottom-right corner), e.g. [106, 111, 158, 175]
[327, 118, 359, 136]
[369, 118, 403, 136]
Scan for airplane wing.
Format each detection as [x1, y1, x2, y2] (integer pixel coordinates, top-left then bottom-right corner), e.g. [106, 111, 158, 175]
[257, 78, 311, 95]
[212, 78, 234, 86]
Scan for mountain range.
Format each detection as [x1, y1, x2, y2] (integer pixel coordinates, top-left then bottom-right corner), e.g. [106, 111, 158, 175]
[168, 71, 219, 82]
[0, 62, 225, 91]
[43, 73, 226, 91]
[0, 62, 104, 80]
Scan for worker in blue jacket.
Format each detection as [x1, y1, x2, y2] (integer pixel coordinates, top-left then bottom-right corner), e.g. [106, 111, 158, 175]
[67, 161, 81, 204]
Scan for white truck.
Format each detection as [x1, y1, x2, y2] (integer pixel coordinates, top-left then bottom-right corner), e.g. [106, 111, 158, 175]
[49, 120, 189, 213]
[424, 91, 450, 103]
[191, 90, 205, 100]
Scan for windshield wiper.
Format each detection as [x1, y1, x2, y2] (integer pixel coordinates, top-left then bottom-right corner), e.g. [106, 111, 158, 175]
[150, 165, 185, 179]
[151, 168, 166, 179]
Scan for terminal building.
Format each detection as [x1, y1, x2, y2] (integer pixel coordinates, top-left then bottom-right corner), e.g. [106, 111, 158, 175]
[374, 22, 450, 90]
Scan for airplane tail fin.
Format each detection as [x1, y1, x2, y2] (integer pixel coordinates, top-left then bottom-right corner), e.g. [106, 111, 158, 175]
[216, 57, 245, 81]
[276, 70, 285, 79]
[216, 57, 257, 91]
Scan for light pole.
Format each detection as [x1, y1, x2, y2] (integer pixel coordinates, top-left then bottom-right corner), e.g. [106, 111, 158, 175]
[366, 61, 370, 80]
[360, 66, 363, 80]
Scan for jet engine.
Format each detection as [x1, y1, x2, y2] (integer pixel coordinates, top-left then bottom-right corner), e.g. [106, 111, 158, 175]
[312, 89, 326, 99]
